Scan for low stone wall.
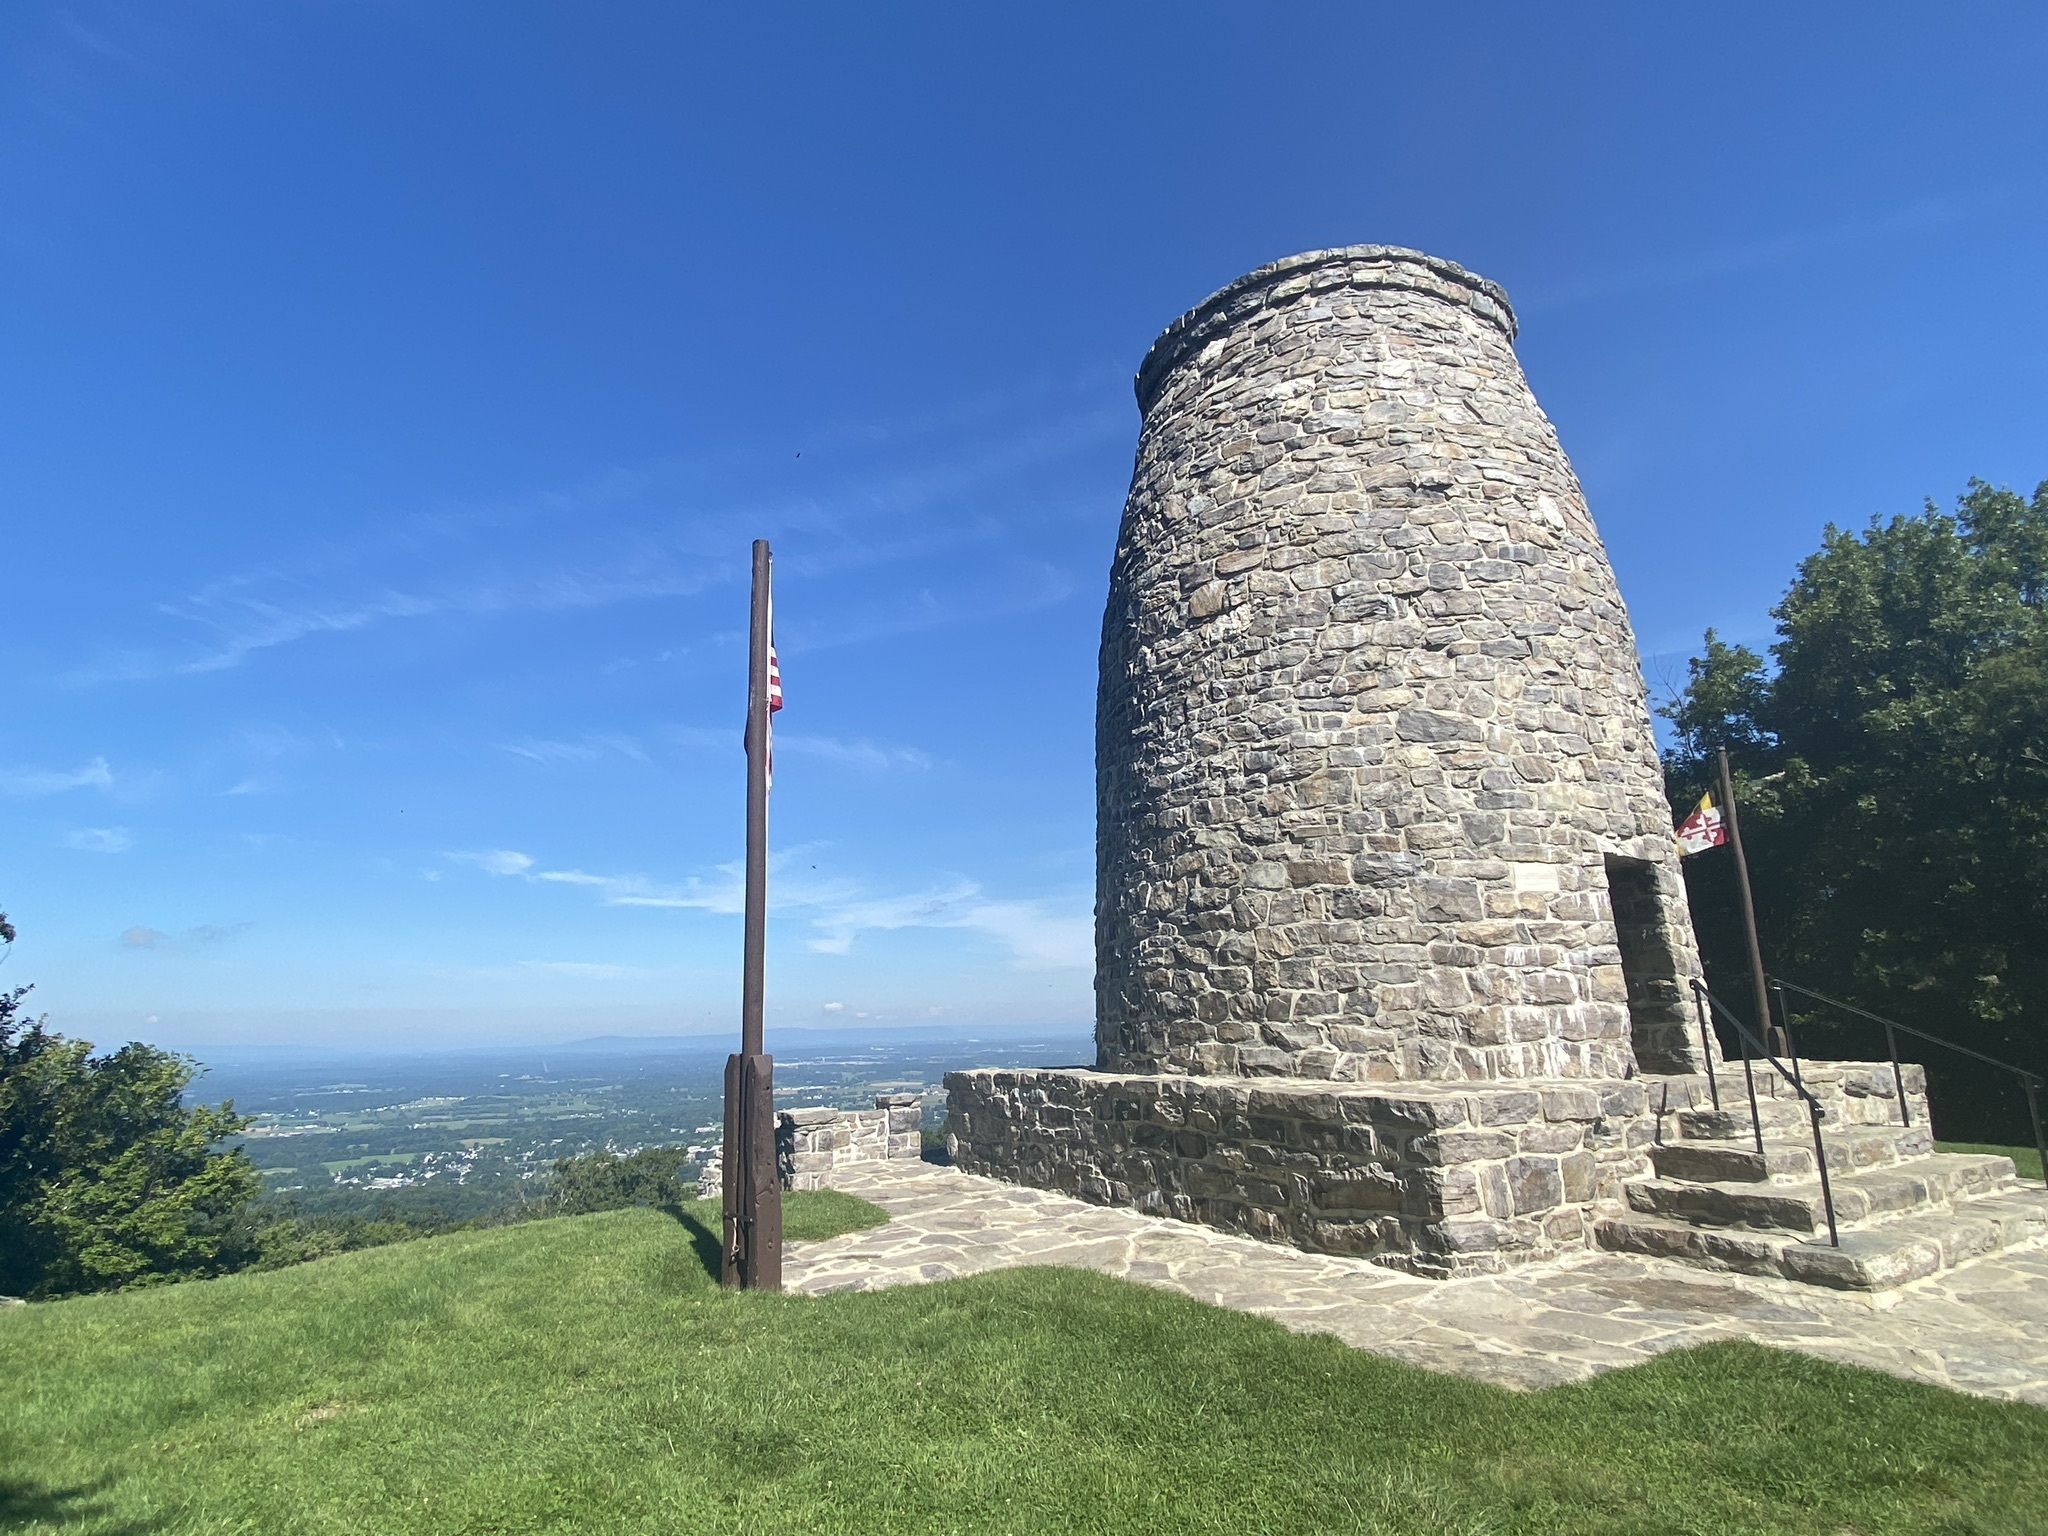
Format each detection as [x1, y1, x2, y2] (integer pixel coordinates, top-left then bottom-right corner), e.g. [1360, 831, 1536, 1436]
[782, 1093, 925, 1191]
[1650, 1059, 1931, 1131]
[945, 1068, 1653, 1277]
[697, 1092, 925, 1200]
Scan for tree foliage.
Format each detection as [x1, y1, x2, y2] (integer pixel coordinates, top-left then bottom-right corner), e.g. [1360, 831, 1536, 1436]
[1662, 480, 2048, 1135]
[531, 1145, 698, 1217]
[0, 910, 261, 1298]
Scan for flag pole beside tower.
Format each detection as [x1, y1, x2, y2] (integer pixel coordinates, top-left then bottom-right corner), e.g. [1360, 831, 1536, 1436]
[722, 538, 783, 1291]
[1716, 746, 1781, 1057]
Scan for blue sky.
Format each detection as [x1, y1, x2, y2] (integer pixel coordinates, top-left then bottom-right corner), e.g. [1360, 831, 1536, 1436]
[4, 4, 2045, 1053]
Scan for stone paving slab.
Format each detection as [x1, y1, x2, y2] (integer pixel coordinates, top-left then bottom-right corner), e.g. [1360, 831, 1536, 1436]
[790, 1163, 2048, 1402]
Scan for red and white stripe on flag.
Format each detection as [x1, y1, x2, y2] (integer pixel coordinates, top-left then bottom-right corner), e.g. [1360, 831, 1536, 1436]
[765, 641, 782, 788]
[742, 640, 785, 786]
[1675, 791, 1726, 857]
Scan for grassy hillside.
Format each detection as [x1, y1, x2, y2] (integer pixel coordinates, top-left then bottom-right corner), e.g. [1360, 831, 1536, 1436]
[4, 1193, 2047, 1535]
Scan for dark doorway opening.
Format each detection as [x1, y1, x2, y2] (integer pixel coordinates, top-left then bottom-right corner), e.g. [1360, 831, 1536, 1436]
[1604, 855, 1697, 1074]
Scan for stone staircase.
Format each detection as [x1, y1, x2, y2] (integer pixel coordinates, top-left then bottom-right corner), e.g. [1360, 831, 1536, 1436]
[1596, 1071, 2048, 1291]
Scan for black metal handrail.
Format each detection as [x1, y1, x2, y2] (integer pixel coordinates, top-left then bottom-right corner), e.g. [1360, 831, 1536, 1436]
[1769, 976, 2048, 1191]
[1691, 979, 1839, 1246]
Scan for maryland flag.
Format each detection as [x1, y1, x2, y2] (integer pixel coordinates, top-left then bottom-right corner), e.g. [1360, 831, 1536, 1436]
[1675, 791, 1728, 856]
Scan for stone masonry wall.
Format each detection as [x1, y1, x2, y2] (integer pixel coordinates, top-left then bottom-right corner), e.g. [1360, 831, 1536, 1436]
[1097, 246, 1708, 1084]
[1653, 1060, 1932, 1133]
[947, 1067, 1654, 1277]
[781, 1092, 925, 1191]
[697, 1092, 924, 1199]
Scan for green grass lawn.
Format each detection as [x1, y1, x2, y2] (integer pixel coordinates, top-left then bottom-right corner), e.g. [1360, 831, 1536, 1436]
[1939, 1140, 2045, 1182]
[4, 1192, 2046, 1535]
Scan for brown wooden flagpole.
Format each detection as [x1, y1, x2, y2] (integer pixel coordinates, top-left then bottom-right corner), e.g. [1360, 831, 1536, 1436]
[1716, 746, 1781, 1056]
[722, 539, 783, 1290]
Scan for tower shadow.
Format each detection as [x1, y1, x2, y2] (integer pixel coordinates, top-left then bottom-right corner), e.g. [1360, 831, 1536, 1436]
[0, 1474, 152, 1533]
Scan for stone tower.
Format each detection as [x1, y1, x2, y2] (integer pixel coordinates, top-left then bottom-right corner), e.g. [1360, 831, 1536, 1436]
[1095, 246, 1707, 1082]
[948, 248, 1735, 1278]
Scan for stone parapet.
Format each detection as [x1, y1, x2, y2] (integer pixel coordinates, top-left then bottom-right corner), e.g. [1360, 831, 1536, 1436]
[1135, 246, 1518, 412]
[1648, 1060, 1932, 1132]
[698, 1092, 925, 1200]
[782, 1092, 926, 1191]
[946, 1066, 1653, 1277]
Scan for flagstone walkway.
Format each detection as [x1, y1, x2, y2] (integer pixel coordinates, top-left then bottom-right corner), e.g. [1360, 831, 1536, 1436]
[789, 1162, 2048, 1402]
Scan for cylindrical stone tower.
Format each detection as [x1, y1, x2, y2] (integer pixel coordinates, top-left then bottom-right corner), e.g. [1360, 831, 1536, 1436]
[1096, 246, 1708, 1085]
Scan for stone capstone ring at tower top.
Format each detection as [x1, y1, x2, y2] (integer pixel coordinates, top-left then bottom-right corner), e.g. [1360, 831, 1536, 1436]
[1094, 244, 1709, 1085]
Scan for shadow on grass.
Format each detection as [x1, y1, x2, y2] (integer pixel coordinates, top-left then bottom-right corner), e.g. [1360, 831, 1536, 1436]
[660, 1204, 724, 1281]
[0, 1474, 152, 1534]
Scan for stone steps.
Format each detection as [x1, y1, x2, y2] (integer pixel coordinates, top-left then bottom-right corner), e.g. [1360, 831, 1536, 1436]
[1596, 1188, 2048, 1291]
[1623, 1152, 2014, 1235]
[1599, 1073, 2048, 1290]
[1649, 1125, 1934, 1184]
[1675, 1102, 1819, 1140]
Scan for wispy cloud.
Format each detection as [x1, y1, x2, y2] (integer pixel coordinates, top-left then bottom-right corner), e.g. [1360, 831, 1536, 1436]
[0, 756, 113, 797]
[667, 725, 933, 773]
[448, 849, 537, 878]
[10, 4, 162, 143]
[211, 722, 350, 797]
[803, 881, 981, 954]
[447, 845, 1088, 971]
[950, 900, 1093, 972]
[803, 882, 1090, 970]
[520, 960, 654, 981]
[120, 921, 251, 952]
[1518, 187, 2024, 313]
[779, 736, 934, 773]
[65, 392, 1117, 686]
[499, 734, 651, 768]
[63, 826, 132, 854]
[98, 569, 716, 682]
[446, 846, 758, 912]
[781, 559, 1078, 656]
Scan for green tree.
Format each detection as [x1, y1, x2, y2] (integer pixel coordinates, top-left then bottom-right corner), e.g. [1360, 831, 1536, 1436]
[1662, 480, 2048, 1136]
[0, 910, 261, 1298]
[534, 1145, 698, 1217]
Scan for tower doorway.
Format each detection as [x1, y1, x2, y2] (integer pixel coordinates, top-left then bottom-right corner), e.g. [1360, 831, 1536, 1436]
[1603, 854, 1698, 1074]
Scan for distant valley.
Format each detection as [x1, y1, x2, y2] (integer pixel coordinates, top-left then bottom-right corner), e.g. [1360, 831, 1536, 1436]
[202, 1028, 1089, 1221]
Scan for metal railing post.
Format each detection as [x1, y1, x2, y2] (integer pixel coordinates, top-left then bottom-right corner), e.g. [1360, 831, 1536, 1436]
[1692, 981, 1721, 1111]
[1694, 981, 1840, 1246]
[1883, 1019, 1910, 1129]
[2028, 1080, 2048, 1192]
[1741, 1050, 1764, 1157]
[1809, 1101, 1840, 1246]
[1769, 980, 1805, 1095]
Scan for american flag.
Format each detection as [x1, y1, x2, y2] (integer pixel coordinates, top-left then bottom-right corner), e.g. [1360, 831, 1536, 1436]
[748, 639, 783, 788]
